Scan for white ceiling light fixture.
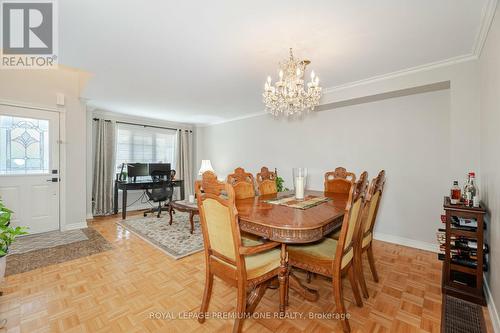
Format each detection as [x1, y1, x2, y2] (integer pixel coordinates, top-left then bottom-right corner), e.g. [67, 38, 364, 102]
[263, 48, 322, 116]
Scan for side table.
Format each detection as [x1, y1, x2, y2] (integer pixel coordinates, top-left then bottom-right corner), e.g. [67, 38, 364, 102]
[169, 200, 199, 234]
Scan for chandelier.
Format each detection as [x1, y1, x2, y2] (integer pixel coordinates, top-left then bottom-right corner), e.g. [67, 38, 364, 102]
[263, 48, 322, 116]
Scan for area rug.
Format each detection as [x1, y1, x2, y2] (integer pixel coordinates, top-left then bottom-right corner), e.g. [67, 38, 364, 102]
[442, 295, 486, 333]
[6, 228, 113, 276]
[8, 229, 89, 254]
[118, 211, 204, 260]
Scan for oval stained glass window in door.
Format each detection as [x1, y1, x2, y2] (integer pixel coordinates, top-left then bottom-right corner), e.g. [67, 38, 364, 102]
[0, 116, 49, 175]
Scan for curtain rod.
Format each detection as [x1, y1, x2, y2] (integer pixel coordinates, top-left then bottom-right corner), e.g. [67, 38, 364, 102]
[92, 118, 193, 132]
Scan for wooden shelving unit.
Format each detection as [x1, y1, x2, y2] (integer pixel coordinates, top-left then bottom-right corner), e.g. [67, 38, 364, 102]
[442, 196, 487, 305]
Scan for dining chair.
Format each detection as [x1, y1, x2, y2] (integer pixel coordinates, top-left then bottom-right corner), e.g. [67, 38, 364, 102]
[323, 168, 356, 243]
[324, 167, 357, 194]
[227, 167, 256, 199]
[288, 171, 368, 333]
[256, 166, 277, 195]
[196, 171, 286, 333]
[354, 170, 386, 299]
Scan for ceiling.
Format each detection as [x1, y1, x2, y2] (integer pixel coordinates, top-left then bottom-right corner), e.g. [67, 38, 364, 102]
[60, 0, 491, 125]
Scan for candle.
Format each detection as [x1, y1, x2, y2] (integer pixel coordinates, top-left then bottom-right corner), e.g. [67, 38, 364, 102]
[295, 176, 305, 200]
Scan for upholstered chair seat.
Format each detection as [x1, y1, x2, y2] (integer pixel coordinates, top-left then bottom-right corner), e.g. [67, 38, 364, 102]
[289, 238, 338, 261]
[288, 238, 354, 273]
[329, 229, 341, 240]
[241, 236, 264, 246]
[214, 247, 281, 280]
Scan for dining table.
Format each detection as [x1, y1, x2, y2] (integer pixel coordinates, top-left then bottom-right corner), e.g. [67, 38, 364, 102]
[235, 190, 349, 310]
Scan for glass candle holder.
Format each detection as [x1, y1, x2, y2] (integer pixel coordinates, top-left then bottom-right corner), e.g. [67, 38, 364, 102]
[293, 168, 307, 200]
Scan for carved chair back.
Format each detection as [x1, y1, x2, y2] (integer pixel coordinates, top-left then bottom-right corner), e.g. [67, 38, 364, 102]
[256, 167, 277, 195]
[227, 167, 256, 199]
[333, 171, 368, 273]
[361, 170, 386, 247]
[196, 171, 247, 278]
[324, 167, 357, 194]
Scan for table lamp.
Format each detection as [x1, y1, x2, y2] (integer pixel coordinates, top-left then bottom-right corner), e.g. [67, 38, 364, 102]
[198, 160, 214, 176]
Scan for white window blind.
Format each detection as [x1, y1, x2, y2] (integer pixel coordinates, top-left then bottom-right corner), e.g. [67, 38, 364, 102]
[115, 123, 177, 171]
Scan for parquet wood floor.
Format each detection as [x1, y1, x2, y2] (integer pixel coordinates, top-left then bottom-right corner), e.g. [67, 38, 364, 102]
[0, 212, 494, 333]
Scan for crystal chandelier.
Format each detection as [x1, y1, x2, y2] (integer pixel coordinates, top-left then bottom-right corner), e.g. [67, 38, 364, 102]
[263, 48, 322, 116]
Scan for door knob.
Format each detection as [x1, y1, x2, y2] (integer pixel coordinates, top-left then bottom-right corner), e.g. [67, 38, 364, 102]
[46, 178, 59, 182]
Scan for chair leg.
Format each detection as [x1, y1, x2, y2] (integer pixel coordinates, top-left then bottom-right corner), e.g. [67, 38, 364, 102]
[366, 244, 379, 282]
[168, 205, 173, 225]
[232, 281, 247, 333]
[198, 272, 214, 323]
[347, 264, 363, 307]
[157, 202, 162, 218]
[285, 268, 290, 306]
[355, 248, 369, 299]
[333, 275, 350, 333]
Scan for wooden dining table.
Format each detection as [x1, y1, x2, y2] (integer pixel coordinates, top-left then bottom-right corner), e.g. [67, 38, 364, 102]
[235, 190, 348, 309]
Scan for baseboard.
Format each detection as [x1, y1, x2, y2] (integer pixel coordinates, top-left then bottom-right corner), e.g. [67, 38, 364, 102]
[88, 204, 152, 218]
[373, 232, 438, 253]
[61, 222, 88, 231]
[484, 277, 500, 333]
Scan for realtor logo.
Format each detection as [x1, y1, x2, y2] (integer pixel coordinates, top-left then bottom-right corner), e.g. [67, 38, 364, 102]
[1, 0, 58, 68]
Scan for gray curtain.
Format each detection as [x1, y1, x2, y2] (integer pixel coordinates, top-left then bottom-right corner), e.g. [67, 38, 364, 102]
[177, 129, 194, 197]
[92, 119, 117, 216]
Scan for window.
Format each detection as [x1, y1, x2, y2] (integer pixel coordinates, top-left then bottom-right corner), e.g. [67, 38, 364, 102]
[0, 115, 50, 174]
[115, 124, 177, 171]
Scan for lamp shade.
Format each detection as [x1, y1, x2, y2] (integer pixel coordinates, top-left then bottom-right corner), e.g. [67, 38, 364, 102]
[198, 160, 214, 175]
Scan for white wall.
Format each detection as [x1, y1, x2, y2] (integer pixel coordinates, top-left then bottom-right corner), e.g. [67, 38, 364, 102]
[197, 60, 481, 251]
[480, 3, 500, 330]
[0, 67, 91, 230]
[199, 90, 450, 248]
[320, 60, 481, 183]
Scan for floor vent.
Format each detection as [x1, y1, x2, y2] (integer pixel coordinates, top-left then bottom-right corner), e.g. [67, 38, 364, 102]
[443, 295, 486, 333]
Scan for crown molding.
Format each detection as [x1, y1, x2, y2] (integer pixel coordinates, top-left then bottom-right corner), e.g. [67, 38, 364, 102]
[92, 108, 194, 130]
[196, 111, 266, 127]
[203, 54, 476, 127]
[203, 2, 498, 127]
[472, 0, 498, 57]
[322, 54, 476, 94]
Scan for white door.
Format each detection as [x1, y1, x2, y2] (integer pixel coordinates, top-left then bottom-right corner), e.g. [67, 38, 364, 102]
[0, 105, 60, 234]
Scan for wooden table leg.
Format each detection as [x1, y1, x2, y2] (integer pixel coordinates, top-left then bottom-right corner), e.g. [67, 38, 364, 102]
[246, 280, 270, 315]
[289, 271, 319, 302]
[121, 189, 127, 220]
[189, 211, 194, 234]
[114, 181, 119, 214]
[278, 244, 287, 313]
[169, 205, 173, 225]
